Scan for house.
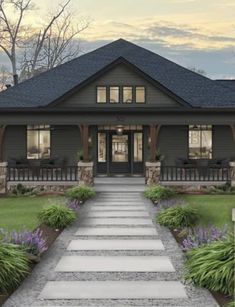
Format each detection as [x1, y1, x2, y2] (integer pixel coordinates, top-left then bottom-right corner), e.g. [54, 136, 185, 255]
[0, 39, 235, 188]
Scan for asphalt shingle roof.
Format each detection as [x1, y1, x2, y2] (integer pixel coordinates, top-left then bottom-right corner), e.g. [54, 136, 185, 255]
[0, 39, 235, 108]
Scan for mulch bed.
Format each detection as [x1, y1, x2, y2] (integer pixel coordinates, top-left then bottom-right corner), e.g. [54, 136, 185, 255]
[0, 224, 62, 306]
[170, 228, 232, 307]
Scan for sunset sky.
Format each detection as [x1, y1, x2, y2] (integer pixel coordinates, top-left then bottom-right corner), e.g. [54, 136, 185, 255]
[2, 0, 235, 79]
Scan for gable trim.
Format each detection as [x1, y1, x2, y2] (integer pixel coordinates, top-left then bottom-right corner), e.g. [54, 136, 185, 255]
[47, 57, 192, 108]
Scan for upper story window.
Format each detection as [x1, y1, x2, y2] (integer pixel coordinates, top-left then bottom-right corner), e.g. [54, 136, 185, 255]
[96, 86, 146, 104]
[27, 125, 51, 159]
[136, 86, 146, 103]
[123, 86, 133, 103]
[97, 86, 107, 103]
[109, 86, 120, 103]
[189, 125, 212, 159]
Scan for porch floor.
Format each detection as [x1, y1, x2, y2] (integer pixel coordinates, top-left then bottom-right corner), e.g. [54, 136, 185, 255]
[94, 177, 146, 192]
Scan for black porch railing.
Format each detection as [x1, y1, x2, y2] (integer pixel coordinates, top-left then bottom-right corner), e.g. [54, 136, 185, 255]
[8, 166, 78, 182]
[160, 166, 231, 182]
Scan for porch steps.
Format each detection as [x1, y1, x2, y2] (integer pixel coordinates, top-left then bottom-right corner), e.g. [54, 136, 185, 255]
[94, 177, 146, 192]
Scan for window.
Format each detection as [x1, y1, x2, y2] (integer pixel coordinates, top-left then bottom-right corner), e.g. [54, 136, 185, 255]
[110, 86, 119, 103]
[97, 86, 107, 103]
[98, 133, 106, 162]
[134, 133, 143, 162]
[27, 125, 51, 159]
[123, 86, 133, 103]
[136, 86, 145, 103]
[189, 125, 212, 159]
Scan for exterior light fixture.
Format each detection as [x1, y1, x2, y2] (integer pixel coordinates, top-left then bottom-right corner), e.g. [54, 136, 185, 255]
[116, 125, 124, 135]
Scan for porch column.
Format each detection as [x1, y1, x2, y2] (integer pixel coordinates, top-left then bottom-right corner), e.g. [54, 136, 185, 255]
[149, 124, 161, 162]
[0, 161, 8, 194]
[146, 124, 161, 185]
[0, 125, 6, 162]
[78, 124, 94, 186]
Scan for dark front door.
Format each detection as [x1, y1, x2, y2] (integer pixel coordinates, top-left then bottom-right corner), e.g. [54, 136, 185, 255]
[109, 132, 131, 174]
[97, 129, 144, 175]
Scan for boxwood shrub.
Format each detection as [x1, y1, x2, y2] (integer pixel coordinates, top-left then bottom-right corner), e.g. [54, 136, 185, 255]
[66, 185, 96, 202]
[157, 206, 199, 229]
[38, 204, 76, 229]
[0, 243, 28, 293]
[185, 235, 234, 296]
[144, 185, 175, 202]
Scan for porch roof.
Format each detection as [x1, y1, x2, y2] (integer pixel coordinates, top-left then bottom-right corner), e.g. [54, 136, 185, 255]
[0, 39, 235, 109]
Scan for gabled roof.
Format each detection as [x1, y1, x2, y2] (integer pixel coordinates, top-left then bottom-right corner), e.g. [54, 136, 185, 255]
[215, 80, 235, 91]
[1, 39, 235, 108]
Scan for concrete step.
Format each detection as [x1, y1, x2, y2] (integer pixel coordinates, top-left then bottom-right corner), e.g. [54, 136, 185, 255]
[89, 206, 147, 211]
[81, 218, 153, 226]
[75, 227, 158, 236]
[86, 211, 150, 218]
[67, 239, 164, 251]
[39, 281, 187, 299]
[55, 256, 175, 272]
[91, 202, 146, 206]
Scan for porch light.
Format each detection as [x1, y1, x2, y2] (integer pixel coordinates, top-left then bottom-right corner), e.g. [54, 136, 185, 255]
[116, 125, 124, 135]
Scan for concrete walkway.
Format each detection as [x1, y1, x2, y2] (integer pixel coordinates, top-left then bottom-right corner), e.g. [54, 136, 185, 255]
[3, 191, 218, 307]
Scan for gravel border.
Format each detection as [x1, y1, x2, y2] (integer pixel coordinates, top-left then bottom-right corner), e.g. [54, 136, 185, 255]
[3, 193, 218, 307]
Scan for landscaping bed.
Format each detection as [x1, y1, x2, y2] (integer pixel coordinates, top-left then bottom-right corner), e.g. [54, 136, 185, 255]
[145, 185, 234, 307]
[0, 185, 96, 306]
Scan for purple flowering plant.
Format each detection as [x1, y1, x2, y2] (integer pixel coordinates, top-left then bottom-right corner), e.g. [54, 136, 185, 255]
[181, 224, 228, 251]
[0, 228, 47, 256]
[66, 199, 80, 212]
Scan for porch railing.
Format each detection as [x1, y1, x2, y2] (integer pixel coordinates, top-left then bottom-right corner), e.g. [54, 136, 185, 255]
[160, 166, 231, 182]
[7, 166, 78, 182]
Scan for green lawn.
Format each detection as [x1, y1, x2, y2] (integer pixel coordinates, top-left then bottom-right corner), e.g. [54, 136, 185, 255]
[181, 194, 235, 229]
[0, 196, 65, 231]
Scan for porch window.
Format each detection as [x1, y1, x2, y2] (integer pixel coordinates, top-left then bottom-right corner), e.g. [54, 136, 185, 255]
[109, 86, 120, 103]
[134, 133, 143, 162]
[123, 86, 133, 103]
[27, 125, 51, 159]
[97, 86, 107, 103]
[189, 125, 212, 159]
[98, 133, 106, 162]
[136, 86, 146, 103]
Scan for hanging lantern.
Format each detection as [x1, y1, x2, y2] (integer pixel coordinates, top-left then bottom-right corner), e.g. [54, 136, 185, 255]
[116, 125, 124, 135]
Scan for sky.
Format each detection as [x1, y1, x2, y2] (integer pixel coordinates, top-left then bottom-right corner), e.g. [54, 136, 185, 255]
[2, 0, 235, 79]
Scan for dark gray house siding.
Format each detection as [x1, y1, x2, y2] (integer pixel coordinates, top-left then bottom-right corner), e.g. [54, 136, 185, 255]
[213, 126, 235, 161]
[56, 63, 181, 108]
[3, 126, 27, 161]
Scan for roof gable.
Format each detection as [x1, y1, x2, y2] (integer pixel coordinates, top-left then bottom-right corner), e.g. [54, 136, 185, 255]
[1, 39, 235, 108]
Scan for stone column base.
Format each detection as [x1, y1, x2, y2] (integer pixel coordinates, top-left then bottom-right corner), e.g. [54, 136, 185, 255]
[145, 161, 161, 186]
[77, 161, 94, 186]
[230, 161, 235, 187]
[0, 162, 8, 194]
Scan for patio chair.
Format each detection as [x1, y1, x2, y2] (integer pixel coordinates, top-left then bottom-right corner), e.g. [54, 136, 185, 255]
[175, 158, 196, 180]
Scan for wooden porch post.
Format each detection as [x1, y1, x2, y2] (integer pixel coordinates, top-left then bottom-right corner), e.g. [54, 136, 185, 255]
[79, 124, 89, 162]
[0, 126, 6, 162]
[149, 124, 161, 162]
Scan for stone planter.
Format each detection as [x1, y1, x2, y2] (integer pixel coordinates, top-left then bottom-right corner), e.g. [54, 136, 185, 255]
[0, 162, 7, 194]
[229, 161, 235, 187]
[77, 161, 94, 186]
[145, 161, 161, 186]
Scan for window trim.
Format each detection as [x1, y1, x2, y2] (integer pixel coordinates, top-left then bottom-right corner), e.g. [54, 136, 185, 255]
[122, 86, 133, 104]
[135, 86, 146, 104]
[109, 85, 120, 104]
[188, 125, 213, 160]
[27, 125, 51, 160]
[96, 86, 107, 104]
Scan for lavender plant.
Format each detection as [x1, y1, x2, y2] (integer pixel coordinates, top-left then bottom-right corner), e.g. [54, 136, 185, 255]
[67, 199, 80, 211]
[0, 228, 47, 256]
[182, 225, 228, 251]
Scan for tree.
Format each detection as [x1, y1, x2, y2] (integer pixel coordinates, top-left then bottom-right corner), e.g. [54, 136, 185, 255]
[188, 66, 207, 76]
[0, 0, 88, 84]
[0, 0, 33, 85]
[20, 8, 88, 80]
[0, 65, 11, 90]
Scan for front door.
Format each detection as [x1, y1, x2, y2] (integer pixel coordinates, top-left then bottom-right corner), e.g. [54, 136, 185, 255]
[97, 128, 144, 175]
[109, 132, 131, 174]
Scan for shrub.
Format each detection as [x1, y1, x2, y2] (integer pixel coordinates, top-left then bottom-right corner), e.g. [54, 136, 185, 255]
[66, 185, 96, 202]
[209, 183, 235, 195]
[1, 228, 47, 256]
[0, 243, 28, 293]
[182, 225, 228, 251]
[157, 206, 199, 229]
[185, 235, 234, 296]
[144, 185, 175, 202]
[38, 204, 76, 229]
[11, 183, 36, 196]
